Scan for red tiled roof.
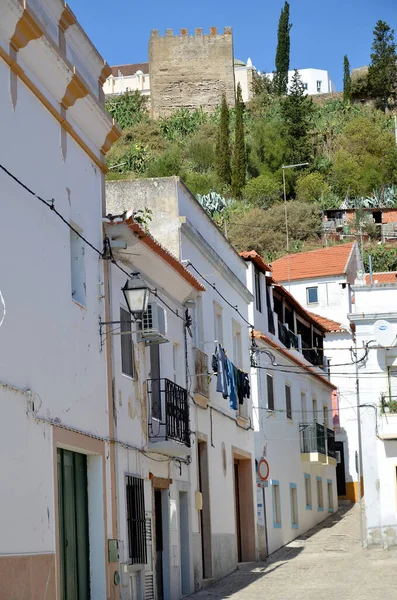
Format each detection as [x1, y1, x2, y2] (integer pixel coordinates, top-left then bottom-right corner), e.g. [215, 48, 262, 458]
[365, 272, 397, 284]
[307, 312, 346, 333]
[253, 330, 337, 390]
[109, 216, 205, 292]
[110, 63, 149, 77]
[271, 243, 355, 282]
[240, 250, 272, 274]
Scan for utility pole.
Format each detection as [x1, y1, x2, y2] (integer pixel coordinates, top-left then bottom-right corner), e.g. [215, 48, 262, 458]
[354, 340, 365, 548]
[282, 162, 309, 288]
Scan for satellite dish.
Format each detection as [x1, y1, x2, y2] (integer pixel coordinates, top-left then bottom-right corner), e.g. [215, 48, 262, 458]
[374, 320, 397, 347]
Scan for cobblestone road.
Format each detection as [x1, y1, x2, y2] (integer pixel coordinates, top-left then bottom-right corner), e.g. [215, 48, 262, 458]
[190, 504, 397, 600]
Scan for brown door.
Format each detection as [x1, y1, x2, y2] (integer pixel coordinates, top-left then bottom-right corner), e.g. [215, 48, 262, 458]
[234, 461, 242, 563]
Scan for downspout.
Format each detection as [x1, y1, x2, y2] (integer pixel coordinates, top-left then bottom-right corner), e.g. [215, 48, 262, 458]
[103, 258, 120, 600]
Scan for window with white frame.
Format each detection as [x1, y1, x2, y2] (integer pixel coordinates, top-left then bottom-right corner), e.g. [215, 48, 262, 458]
[172, 343, 179, 383]
[285, 384, 292, 420]
[272, 481, 281, 527]
[301, 392, 307, 422]
[312, 397, 318, 422]
[327, 480, 334, 512]
[213, 302, 223, 345]
[70, 227, 86, 306]
[303, 82, 308, 90]
[306, 286, 318, 304]
[317, 477, 324, 510]
[267, 374, 274, 411]
[290, 484, 298, 528]
[254, 268, 262, 313]
[121, 308, 134, 378]
[304, 474, 312, 509]
[323, 405, 328, 427]
[232, 320, 242, 368]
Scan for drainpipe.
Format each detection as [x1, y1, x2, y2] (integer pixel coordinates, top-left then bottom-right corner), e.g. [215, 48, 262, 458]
[103, 259, 120, 600]
[368, 255, 373, 285]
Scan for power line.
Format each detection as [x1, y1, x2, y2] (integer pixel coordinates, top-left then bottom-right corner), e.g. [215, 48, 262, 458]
[0, 162, 185, 323]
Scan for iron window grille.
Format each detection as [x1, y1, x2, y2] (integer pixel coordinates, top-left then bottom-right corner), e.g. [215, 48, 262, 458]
[126, 475, 147, 565]
[148, 378, 190, 447]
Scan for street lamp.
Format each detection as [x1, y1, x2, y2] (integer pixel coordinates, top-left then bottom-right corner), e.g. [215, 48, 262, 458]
[122, 272, 150, 319]
[282, 163, 309, 252]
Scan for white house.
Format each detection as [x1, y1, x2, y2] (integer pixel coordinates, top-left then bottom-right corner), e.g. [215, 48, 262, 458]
[241, 251, 338, 558]
[266, 68, 336, 95]
[0, 1, 120, 598]
[106, 177, 257, 588]
[348, 281, 397, 547]
[103, 214, 205, 599]
[104, 58, 256, 103]
[271, 243, 365, 504]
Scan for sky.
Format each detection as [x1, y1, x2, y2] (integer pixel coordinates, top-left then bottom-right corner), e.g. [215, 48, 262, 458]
[70, 0, 396, 91]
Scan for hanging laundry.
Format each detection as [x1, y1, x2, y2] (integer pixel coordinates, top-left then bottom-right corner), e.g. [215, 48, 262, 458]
[227, 358, 238, 410]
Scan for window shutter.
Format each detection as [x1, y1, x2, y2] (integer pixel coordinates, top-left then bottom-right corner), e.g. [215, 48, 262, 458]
[145, 513, 154, 600]
[267, 375, 274, 411]
[121, 308, 134, 378]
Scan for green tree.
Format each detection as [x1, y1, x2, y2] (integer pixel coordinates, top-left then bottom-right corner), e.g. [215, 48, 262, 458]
[364, 244, 397, 272]
[227, 201, 322, 259]
[281, 70, 314, 164]
[215, 94, 231, 184]
[343, 55, 352, 102]
[232, 83, 246, 198]
[105, 90, 148, 129]
[275, 1, 292, 95]
[243, 173, 282, 206]
[296, 172, 331, 203]
[368, 20, 397, 110]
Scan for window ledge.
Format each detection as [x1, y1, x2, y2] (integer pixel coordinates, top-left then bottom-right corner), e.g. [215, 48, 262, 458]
[72, 298, 87, 310]
[236, 415, 249, 429]
[194, 393, 209, 409]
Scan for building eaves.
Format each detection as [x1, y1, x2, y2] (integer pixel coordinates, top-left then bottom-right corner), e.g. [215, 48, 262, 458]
[272, 282, 327, 333]
[106, 214, 205, 292]
[240, 250, 272, 275]
[306, 311, 346, 334]
[254, 330, 337, 391]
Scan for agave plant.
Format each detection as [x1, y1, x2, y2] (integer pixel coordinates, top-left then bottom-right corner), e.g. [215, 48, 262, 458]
[196, 191, 230, 217]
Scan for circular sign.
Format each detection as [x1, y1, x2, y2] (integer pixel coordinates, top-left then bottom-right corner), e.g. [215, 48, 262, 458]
[257, 458, 270, 481]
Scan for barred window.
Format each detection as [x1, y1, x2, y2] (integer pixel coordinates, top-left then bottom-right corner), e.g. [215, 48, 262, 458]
[126, 476, 147, 564]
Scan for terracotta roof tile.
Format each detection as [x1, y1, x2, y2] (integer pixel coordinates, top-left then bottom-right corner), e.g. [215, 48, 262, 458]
[272, 283, 327, 332]
[365, 272, 397, 284]
[271, 243, 355, 282]
[307, 312, 346, 333]
[240, 250, 272, 274]
[110, 63, 149, 77]
[253, 330, 336, 390]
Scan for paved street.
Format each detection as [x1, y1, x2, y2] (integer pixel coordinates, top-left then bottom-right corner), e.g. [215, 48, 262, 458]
[190, 504, 397, 600]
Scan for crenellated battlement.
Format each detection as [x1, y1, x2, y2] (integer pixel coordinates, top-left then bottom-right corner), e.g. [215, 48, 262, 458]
[150, 26, 233, 39]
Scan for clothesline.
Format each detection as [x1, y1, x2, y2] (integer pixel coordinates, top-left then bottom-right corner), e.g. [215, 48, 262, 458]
[212, 343, 250, 411]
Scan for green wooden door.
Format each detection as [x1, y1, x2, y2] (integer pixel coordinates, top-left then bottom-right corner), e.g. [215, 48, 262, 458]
[58, 449, 90, 600]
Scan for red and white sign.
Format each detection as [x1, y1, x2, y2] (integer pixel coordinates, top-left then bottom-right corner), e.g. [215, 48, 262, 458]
[257, 458, 270, 482]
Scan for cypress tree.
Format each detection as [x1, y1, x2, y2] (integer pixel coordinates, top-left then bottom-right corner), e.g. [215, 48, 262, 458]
[281, 70, 314, 163]
[215, 94, 231, 185]
[275, 1, 292, 95]
[232, 83, 246, 199]
[343, 55, 352, 102]
[368, 20, 397, 110]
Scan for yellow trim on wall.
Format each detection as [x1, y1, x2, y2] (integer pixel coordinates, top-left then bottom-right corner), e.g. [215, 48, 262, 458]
[59, 6, 77, 32]
[0, 45, 110, 173]
[61, 69, 89, 109]
[11, 7, 44, 51]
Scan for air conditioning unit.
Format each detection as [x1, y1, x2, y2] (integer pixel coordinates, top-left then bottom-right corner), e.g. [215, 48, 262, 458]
[137, 302, 168, 344]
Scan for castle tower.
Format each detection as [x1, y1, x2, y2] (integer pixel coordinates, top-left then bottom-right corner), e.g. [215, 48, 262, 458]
[149, 27, 235, 118]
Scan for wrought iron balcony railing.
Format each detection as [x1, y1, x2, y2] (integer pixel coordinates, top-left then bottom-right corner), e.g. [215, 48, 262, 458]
[147, 378, 190, 447]
[299, 422, 335, 458]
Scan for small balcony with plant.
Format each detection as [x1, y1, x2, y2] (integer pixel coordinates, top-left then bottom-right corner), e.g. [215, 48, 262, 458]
[379, 393, 397, 440]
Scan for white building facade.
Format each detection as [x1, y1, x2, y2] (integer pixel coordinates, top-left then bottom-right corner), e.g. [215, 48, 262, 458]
[266, 68, 336, 95]
[0, 1, 120, 598]
[348, 283, 397, 547]
[272, 243, 365, 504]
[106, 177, 257, 590]
[241, 252, 338, 558]
[103, 215, 205, 599]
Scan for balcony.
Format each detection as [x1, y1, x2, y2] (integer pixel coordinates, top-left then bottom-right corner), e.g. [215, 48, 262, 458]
[147, 378, 190, 456]
[379, 393, 397, 440]
[299, 422, 336, 466]
[278, 321, 291, 348]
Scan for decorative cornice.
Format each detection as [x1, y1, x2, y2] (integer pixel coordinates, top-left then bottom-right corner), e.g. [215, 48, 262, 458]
[0, 44, 107, 173]
[59, 5, 76, 32]
[99, 62, 112, 85]
[10, 7, 43, 51]
[101, 123, 122, 154]
[61, 69, 89, 109]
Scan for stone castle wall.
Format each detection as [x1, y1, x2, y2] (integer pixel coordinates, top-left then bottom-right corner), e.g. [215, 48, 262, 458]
[149, 27, 235, 118]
